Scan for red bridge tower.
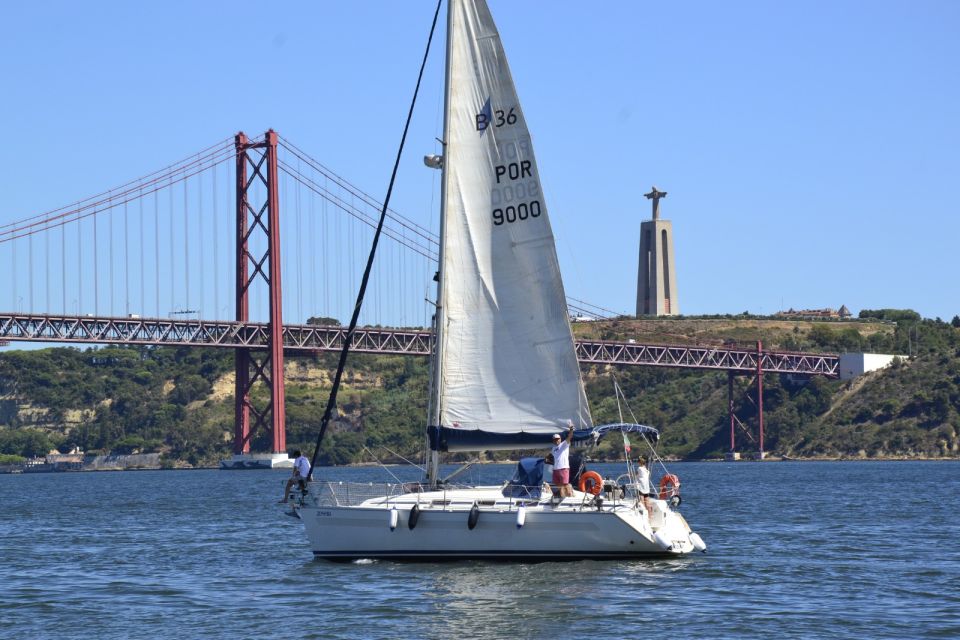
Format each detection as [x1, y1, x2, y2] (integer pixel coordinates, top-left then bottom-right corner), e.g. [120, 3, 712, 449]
[226, 130, 288, 468]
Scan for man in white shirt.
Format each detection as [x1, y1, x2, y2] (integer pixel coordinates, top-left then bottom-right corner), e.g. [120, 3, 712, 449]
[279, 449, 311, 504]
[551, 424, 575, 497]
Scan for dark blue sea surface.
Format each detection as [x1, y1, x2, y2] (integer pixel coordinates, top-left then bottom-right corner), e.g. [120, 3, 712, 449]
[1, 461, 958, 639]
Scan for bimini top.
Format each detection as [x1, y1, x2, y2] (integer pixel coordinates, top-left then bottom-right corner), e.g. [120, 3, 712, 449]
[430, 422, 659, 452]
[590, 423, 660, 442]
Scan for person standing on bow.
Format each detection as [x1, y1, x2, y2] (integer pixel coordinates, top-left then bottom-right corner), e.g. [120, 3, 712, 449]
[636, 455, 652, 513]
[279, 449, 311, 504]
[551, 424, 575, 497]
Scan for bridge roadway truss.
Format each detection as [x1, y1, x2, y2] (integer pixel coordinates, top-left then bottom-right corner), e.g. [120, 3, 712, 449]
[0, 314, 839, 377]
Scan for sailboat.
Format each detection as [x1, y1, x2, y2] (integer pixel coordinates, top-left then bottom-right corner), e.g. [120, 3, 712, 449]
[295, 0, 706, 560]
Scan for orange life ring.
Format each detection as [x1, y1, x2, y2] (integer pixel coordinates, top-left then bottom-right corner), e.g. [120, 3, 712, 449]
[659, 474, 680, 500]
[578, 470, 603, 495]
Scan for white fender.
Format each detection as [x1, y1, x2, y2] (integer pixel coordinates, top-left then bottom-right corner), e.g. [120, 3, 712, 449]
[690, 532, 707, 553]
[654, 531, 672, 550]
[389, 507, 398, 531]
[515, 506, 526, 529]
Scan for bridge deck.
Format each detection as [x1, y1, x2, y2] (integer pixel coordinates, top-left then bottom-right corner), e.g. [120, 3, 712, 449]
[0, 314, 839, 377]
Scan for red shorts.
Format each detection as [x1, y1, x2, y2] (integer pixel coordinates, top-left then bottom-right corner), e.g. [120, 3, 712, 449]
[552, 468, 570, 485]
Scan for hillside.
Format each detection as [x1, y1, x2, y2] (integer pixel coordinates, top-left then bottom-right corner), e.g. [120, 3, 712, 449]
[571, 315, 896, 351]
[0, 310, 958, 466]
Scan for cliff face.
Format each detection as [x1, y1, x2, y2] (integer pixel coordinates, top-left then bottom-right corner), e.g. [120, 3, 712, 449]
[0, 314, 958, 463]
[795, 355, 960, 458]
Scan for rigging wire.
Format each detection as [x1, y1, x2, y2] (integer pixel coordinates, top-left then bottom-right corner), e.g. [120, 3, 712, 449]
[309, 0, 443, 478]
[610, 373, 662, 471]
[360, 446, 426, 480]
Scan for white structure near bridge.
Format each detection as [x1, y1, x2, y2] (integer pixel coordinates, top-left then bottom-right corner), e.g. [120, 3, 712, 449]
[838, 353, 899, 380]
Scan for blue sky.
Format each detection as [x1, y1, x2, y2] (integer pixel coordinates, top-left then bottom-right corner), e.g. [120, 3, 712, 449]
[1, 0, 958, 326]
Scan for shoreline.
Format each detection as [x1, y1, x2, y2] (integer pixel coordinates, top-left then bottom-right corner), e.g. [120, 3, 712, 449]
[3, 455, 958, 475]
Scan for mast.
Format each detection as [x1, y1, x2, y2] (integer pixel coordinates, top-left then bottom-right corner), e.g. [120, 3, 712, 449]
[426, 0, 455, 487]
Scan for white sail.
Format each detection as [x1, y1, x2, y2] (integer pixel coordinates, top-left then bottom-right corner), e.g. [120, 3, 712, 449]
[434, 0, 592, 449]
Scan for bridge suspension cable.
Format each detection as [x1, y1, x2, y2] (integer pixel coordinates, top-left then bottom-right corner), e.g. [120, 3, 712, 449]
[0, 136, 238, 242]
[278, 136, 437, 247]
[277, 152, 438, 261]
[4, 130, 602, 329]
[567, 296, 629, 320]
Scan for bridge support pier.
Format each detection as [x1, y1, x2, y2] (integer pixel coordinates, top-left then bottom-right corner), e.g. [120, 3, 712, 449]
[229, 130, 287, 463]
[726, 372, 740, 461]
[726, 341, 766, 461]
[757, 340, 765, 460]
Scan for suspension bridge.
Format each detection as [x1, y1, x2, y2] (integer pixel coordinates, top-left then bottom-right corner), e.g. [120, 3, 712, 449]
[1, 130, 838, 460]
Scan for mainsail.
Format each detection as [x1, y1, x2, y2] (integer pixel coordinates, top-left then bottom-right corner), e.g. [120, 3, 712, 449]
[432, 0, 592, 452]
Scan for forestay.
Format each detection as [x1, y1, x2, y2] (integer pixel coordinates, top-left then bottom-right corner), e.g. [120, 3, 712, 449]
[433, 0, 592, 452]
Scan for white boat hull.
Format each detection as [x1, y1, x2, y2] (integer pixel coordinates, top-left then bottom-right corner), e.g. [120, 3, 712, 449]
[297, 486, 700, 561]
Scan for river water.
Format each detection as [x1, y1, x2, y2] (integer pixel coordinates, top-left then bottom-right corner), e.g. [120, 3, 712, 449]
[1, 461, 958, 639]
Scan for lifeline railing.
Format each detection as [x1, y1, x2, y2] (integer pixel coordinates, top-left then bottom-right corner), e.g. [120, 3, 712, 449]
[307, 481, 539, 508]
[307, 481, 410, 507]
[301, 479, 645, 510]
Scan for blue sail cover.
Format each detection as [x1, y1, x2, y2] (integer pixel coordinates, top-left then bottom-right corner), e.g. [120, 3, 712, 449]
[501, 457, 545, 499]
[429, 423, 659, 452]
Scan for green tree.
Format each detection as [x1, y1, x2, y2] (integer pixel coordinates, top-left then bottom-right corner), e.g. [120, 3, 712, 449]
[0, 428, 57, 457]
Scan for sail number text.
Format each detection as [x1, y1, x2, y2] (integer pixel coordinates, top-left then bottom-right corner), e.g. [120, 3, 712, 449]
[493, 201, 541, 226]
[492, 160, 542, 226]
[495, 161, 531, 184]
[477, 107, 518, 131]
